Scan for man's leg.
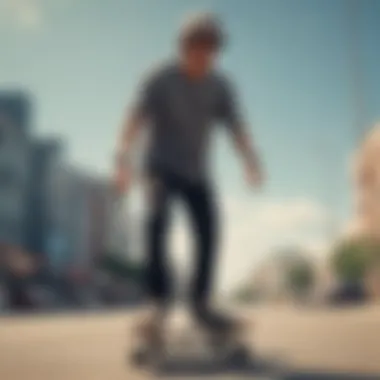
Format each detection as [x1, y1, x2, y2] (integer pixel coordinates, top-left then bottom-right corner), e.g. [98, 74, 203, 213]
[132, 177, 173, 357]
[182, 182, 239, 331]
[181, 181, 219, 312]
[145, 177, 173, 306]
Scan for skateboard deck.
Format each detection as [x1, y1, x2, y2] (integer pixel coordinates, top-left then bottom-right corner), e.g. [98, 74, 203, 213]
[128, 316, 287, 376]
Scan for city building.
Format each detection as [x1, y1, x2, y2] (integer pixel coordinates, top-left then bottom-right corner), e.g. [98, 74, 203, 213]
[346, 124, 380, 240]
[0, 91, 30, 134]
[339, 124, 380, 302]
[48, 166, 113, 279]
[25, 138, 64, 256]
[105, 193, 130, 259]
[0, 92, 31, 248]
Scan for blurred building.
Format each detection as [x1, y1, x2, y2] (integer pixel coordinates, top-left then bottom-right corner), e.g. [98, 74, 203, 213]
[0, 90, 112, 276]
[105, 195, 129, 258]
[0, 91, 65, 256]
[49, 166, 113, 279]
[346, 124, 380, 240]
[0, 92, 31, 248]
[25, 138, 64, 257]
[0, 91, 119, 309]
[338, 124, 380, 302]
[0, 92, 30, 134]
[83, 172, 112, 268]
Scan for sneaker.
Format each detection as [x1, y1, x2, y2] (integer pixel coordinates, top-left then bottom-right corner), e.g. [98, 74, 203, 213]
[135, 303, 167, 341]
[193, 303, 241, 334]
[131, 304, 167, 365]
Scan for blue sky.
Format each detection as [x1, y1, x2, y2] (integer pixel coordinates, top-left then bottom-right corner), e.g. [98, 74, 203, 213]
[1, 0, 380, 290]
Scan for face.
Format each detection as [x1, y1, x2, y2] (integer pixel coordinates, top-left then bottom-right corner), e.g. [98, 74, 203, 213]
[182, 42, 218, 77]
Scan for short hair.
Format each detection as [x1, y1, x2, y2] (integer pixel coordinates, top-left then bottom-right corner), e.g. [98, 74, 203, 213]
[179, 12, 226, 50]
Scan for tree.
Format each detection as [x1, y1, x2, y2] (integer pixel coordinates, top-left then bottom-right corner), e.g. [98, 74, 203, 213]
[231, 285, 264, 304]
[269, 247, 315, 297]
[331, 238, 380, 283]
[285, 259, 315, 299]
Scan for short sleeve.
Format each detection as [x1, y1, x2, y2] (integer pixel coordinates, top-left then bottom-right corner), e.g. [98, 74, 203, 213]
[217, 77, 245, 133]
[131, 70, 159, 119]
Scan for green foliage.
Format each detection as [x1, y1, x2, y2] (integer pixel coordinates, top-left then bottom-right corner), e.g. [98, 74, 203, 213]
[270, 247, 315, 296]
[286, 260, 315, 295]
[100, 253, 144, 282]
[331, 238, 380, 282]
[232, 285, 263, 304]
[233, 288, 253, 303]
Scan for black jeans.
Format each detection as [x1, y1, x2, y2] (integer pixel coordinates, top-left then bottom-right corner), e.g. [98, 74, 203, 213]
[144, 169, 219, 311]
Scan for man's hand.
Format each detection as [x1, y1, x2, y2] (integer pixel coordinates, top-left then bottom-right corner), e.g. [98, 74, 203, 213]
[113, 110, 144, 195]
[245, 161, 264, 189]
[230, 127, 264, 190]
[113, 161, 133, 195]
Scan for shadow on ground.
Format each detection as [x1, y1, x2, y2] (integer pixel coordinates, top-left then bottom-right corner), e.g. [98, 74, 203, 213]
[153, 356, 380, 379]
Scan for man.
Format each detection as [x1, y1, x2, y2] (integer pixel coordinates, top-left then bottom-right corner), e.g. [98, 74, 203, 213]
[114, 13, 264, 338]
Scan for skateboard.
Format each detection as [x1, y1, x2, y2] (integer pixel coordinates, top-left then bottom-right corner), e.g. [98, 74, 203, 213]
[128, 315, 256, 373]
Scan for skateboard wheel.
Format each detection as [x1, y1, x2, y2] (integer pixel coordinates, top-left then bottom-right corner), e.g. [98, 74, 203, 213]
[130, 348, 149, 366]
[224, 345, 251, 367]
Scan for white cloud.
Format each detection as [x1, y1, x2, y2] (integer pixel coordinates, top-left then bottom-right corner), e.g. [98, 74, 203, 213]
[0, 0, 69, 30]
[0, 0, 42, 29]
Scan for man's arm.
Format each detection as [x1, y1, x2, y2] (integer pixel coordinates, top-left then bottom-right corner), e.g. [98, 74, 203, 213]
[231, 125, 263, 187]
[113, 109, 146, 194]
[219, 77, 264, 187]
[115, 111, 144, 169]
[114, 70, 157, 192]
[233, 127, 260, 166]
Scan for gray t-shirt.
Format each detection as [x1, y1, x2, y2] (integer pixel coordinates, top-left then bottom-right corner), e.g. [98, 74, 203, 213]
[133, 62, 244, 181]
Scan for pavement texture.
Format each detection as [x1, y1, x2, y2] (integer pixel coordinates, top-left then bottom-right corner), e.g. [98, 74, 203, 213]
[1, 305, 380, 380]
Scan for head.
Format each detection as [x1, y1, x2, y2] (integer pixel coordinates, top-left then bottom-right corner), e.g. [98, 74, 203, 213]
[179, 13, 225, 78]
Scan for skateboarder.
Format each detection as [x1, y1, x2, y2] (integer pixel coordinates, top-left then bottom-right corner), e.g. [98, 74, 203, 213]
[114, 12, 264, 341]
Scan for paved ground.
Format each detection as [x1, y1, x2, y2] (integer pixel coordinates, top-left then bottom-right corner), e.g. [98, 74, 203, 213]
[1, 306, 380, 379]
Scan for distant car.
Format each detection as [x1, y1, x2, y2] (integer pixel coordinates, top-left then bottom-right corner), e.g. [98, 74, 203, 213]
[328, 281, 368, 305]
